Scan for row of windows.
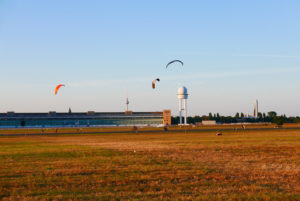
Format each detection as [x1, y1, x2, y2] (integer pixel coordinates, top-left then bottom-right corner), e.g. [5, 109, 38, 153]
[0, 118, 163, 127]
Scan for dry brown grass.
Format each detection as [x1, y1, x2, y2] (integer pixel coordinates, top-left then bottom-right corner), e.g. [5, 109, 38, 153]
[0, 129, 299, 200]
[2, 123, 300, 135]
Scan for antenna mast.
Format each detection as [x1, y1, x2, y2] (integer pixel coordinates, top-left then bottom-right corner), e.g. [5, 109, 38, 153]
[126, 90, 129, 112]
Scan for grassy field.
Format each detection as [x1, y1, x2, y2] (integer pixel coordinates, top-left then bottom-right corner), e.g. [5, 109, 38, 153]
[0, 129, 299, 200]
[1, 123, 300, 135]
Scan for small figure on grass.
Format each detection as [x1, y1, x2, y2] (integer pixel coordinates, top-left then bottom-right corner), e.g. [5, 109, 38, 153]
[132, 126, 138, 134]
[163, 126, 168, 132]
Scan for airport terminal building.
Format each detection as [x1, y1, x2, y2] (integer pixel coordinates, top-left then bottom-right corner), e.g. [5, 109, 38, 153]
[0, 110, 171, 128]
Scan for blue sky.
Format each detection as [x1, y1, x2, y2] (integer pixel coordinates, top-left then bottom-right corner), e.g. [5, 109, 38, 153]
[0, 0, 300, 116]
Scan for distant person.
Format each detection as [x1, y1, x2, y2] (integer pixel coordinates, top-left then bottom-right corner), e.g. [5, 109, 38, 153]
[133, 126, 138, 133]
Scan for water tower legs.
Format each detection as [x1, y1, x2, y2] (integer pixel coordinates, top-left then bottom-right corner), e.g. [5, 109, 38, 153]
[179, 99, 182, 124]
[184, 99, 187, 125]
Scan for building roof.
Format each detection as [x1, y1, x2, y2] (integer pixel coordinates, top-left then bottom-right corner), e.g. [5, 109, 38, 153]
[0, 111, 163, 120]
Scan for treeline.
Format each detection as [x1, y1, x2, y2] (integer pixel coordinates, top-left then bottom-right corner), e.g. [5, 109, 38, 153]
[171, 111, 300, 125]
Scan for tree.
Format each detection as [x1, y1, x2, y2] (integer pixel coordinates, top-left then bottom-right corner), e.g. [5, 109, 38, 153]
[268, 111, 277, 118]
[187, 117, 194, 124]
[208, 113, 213, 120]
[273, 116, 284, 126]
[294, 116, 300, 123]
[171, 116, 179, 125]
[216, 113, 220, 122]
[235, 112, 240, 119]
[194, 115, 202, 123]
[202, 115, 210, 121]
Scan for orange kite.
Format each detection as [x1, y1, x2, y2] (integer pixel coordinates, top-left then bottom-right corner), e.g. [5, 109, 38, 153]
[55, 84, 65, 95]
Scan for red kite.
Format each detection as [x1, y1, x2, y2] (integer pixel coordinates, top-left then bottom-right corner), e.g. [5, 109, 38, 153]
[55, 84, 65, 95]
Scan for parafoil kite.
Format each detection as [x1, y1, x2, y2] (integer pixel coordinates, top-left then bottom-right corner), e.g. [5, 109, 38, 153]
[55, 84, 65, 95]
[152, 78, 160, 89]
[166, 60, 184, 68]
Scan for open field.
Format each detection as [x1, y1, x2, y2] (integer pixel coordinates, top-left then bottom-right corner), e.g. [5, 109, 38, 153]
[0, 129, 299, 200]
[1, 123, 300, 136]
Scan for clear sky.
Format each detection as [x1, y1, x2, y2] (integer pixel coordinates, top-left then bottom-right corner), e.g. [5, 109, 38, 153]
[0, 0, 300, 116]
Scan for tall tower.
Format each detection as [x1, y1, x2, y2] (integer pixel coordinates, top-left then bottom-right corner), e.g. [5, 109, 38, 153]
[254, 99, 258, 118]
[177, 86, 189, 125]
[126, 97, 129, 112]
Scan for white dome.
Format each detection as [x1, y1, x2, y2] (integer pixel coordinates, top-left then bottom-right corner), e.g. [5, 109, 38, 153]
[177, 86, 188, 99]
[178, 86, 188, 95]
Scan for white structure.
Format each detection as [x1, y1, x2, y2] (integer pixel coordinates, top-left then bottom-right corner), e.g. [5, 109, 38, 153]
[177, 86, 189, 125]
[125, 97, 129, 111]
[254, 99, 258, 118]
[244, 99, 259, 119]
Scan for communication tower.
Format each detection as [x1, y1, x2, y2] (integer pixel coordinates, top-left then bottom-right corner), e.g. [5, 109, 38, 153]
[126, 97, 129, 112]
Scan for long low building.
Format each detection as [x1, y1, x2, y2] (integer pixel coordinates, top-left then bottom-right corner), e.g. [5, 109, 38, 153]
[0, 110, 171, 128]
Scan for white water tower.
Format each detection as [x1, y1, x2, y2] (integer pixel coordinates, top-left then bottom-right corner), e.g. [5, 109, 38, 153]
[177, 86, 189, 125]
